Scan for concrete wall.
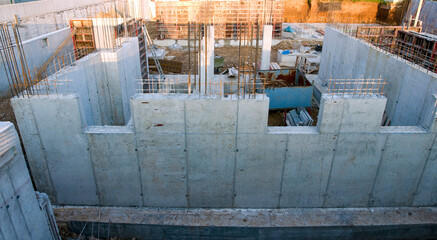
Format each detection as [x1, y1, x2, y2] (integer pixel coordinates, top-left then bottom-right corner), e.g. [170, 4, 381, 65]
[0, 0, 107, 21]
[0, 0, 111, 41]
[0, 0, 10, 5]
[318, 27, 437, 127]
[0, 0, 152, 41]
[0, 122, 56, 239]
[12, 91, 437, 208]
[37, 37, 141, 126]
[0, 27, 73, 98]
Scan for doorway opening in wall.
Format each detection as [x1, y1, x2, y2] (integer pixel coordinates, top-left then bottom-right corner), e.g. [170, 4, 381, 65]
[268, 105, 319, 126]
[265, 72, 318, 126]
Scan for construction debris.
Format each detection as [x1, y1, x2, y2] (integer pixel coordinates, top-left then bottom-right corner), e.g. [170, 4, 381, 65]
[228, 67, 238, 77]
[286, 107, 314, 126]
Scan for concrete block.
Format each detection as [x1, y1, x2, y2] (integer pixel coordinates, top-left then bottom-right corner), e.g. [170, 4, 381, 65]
[324, 133, 386, 207]
[30, 95, 98, 205]
[234, 134, 286, 207]
[86, 129, 142, 206]
[371, 133, 434, 206]
[339, 96, 386, 133]
[187, 134, 235, 207]
[413, 134, 437, 206]
[317, 97, 344, 134]
[186, 98, 237, 134]
[136, 133, 188, 207]
[131, 95, 185, 134]
[281, 133, 336, 207]
[237, 98, 269, 133]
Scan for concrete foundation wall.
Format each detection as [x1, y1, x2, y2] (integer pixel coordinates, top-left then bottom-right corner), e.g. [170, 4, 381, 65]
[0, 27, 73, 98]
[12, 92, 437, 208]
[0, 122, 55, 239]
[318, 27, 437, 127]
[0, 0, 110, 41]
[37, 38, 141, 126]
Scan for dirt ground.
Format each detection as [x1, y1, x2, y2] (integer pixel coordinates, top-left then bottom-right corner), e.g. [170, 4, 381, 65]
[284, 0, 379, 23]
[268, 106, 319, 127]
[165, 46, 279, 75]
[0, 97, 17, 128]
[58, 222, 135, 240]
[284, 0, 409, 25]
[164, 37, 326, 75]
[268, 110, 287, 126]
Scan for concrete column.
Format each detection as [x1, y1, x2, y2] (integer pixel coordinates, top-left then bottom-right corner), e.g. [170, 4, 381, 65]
[92, 18, 116, 50]
[260, 25, 272, 70]
[414, 0, 424, 27]
[199, 25, 215, 94]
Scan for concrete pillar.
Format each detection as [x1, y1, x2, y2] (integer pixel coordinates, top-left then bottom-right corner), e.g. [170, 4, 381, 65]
[260, 25, 272, 70]
[414, 0, 424, 27]
[92, 18, 116, 50]
[199, 25, 215, 94]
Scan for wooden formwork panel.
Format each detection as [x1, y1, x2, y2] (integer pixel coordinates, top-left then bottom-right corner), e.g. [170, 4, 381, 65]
[70, 19, 95, 59]
[394, 30, 437, 73]
[356, 26, 422, 49]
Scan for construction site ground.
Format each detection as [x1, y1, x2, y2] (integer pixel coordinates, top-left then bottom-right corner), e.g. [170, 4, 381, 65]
[0, 97, 16, 129]
[163, 46, 278, 75]
[163, 38, 323, 75]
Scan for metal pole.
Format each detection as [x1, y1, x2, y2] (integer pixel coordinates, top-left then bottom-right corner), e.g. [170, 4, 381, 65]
[124, 0, 128, 38]
[188, 21, 191, 94]
[414, 0, 424, 27]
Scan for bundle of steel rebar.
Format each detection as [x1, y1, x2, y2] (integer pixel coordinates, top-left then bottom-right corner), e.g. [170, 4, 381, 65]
[0, 22, 33, 97]
[182, 0, 277, 98]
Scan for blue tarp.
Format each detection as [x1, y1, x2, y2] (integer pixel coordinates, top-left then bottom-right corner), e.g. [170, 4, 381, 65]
[284, 26, 296, 33]
[265, 86, 313, 110]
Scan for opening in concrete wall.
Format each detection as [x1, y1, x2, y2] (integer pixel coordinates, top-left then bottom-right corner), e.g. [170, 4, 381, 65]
[260, 71, 317, 127]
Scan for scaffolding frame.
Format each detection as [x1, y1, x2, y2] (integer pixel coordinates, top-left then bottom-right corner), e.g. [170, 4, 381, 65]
[155, 0, 284, 40]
